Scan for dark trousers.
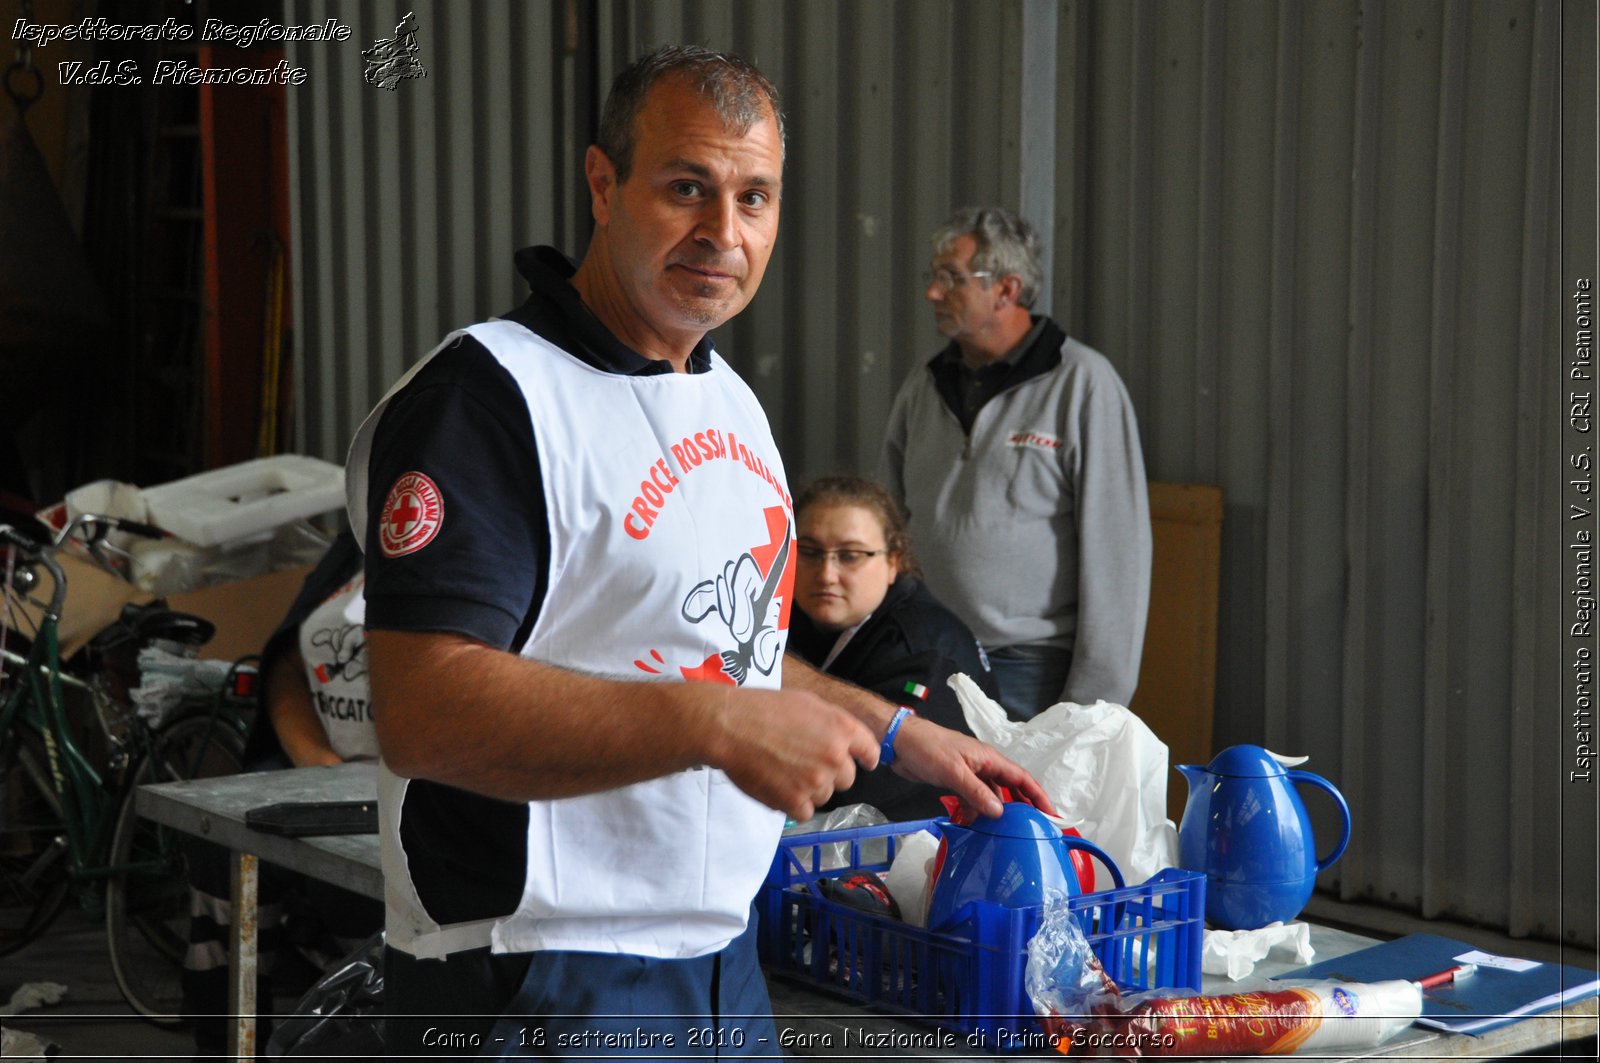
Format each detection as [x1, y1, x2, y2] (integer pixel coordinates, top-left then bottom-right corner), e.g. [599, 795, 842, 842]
[986, 643, 1072, 720]
[384, 910, 781, 1059]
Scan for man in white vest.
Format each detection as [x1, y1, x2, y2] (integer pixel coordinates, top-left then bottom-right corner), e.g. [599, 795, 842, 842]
[346, 45, 1051, 1057]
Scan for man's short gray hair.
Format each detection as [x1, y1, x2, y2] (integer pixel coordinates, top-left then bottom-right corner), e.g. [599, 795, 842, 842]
[932, 207, 1044, 309]
[597, 44, 786, 183]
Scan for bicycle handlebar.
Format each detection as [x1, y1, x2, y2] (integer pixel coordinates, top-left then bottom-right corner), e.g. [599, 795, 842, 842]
[0, 523, 48, 551]
[1, 523, 69, 618]
[2, 515, 168, 619]
[50, 513, 166, 547]
[0, 515, 166, 551]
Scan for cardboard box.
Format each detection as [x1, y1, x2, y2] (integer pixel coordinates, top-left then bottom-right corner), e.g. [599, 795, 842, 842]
[13, 552, 312, 662]
[168, 564, 315, 662]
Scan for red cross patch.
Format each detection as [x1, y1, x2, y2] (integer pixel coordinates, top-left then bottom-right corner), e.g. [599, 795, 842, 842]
[378, 472, 444, 558]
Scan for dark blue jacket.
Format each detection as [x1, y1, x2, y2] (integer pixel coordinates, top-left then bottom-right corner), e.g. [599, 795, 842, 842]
[789, 574, 999, 820]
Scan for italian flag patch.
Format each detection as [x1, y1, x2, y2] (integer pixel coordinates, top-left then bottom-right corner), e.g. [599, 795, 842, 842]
[903, 681, 929, 700]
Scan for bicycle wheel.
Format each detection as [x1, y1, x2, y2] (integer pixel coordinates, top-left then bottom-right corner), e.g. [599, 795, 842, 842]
[106, 712, 245, 1023]
[0, 733, 72, 956]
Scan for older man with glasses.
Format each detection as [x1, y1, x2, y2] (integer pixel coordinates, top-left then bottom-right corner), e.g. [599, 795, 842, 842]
[882, 206, 1152, 720]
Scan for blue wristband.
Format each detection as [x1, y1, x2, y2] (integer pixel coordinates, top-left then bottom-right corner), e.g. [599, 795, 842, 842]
[880, 706, 914, 766]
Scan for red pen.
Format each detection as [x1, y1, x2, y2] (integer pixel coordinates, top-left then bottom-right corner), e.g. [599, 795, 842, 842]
[1416, 962, 1478, 990]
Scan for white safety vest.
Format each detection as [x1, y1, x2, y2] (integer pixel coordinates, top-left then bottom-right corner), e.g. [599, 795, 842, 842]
[347, 321, 793, 960]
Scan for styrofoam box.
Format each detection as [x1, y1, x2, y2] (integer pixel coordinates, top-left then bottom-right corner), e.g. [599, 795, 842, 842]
[140, 455, 345, 547]
[65, 479, 150, 523]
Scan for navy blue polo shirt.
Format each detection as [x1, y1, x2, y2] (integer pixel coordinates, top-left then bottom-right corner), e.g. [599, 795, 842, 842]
[362, 246, 716, 923]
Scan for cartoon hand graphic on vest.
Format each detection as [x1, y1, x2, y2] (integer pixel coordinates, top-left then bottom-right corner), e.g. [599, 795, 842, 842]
[680, 534, 791, 686]
[310, 623, 368, 684]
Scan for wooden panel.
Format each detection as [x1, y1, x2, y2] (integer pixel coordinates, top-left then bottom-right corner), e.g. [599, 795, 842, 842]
[1129, 482, 1223, 822]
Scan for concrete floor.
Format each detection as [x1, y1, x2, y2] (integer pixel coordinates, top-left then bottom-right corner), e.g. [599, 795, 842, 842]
[2, 905, 203, 1061]
[2, 901, 371, 1062]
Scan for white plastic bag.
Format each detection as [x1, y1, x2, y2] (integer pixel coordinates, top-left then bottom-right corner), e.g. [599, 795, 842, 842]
[951, 673, 1178, 885]
[130, 645, 233, 727]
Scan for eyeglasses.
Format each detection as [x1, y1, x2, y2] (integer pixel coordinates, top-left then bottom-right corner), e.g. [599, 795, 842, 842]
[796, 545, 888, 569]
[924, 267, 995, 291]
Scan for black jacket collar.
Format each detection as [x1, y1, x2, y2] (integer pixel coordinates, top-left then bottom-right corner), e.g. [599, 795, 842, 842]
[504, 246, 715, 376]
[928, 315, 1067, 428]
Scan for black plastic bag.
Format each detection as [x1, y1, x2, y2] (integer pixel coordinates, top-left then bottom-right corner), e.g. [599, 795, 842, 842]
[266, 931, 385, 1060]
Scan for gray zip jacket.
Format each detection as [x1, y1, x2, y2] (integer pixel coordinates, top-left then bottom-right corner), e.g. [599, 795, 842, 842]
[881, 322, 1152, 706]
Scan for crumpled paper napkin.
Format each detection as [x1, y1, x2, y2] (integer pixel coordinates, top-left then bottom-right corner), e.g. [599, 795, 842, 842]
[0, 980, 67, 1061]
[1, 980, 67, 1016]
[883, 828, 941, 928]
[1202, 921, 1315, 980]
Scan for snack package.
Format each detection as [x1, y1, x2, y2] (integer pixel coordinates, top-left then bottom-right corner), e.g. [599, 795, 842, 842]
[1026, 893, 1422, 1057]
[1102, 979, 1422, 1056]
[1026, 890, 1122, 1026]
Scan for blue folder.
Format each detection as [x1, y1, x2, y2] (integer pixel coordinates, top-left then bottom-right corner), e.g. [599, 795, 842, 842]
[1277, 932, 1600, 1035]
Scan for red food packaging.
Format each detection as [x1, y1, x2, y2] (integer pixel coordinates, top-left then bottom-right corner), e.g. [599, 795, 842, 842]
[1105, 987, 1327, 1056]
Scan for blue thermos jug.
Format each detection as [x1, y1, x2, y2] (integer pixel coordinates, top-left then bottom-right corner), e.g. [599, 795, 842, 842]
[926, 803, 1125, 931]
[1176, 745, 1351, 930]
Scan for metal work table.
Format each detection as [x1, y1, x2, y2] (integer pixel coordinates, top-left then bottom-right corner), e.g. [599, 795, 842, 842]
[139, 762, 1595, 1060]
[766, 930, 1598, 1061]
[137, 761, 382, 1059]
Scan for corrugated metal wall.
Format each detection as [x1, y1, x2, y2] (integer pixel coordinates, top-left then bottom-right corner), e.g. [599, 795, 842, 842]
[285, 0, 587, 460]
[1075, 0, 1583, 945]
[284, 0, 1592, 945]
[590, 0, 1045, 470]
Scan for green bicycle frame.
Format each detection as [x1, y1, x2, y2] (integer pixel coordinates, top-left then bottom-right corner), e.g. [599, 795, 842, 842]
[2, 621, 120, 879]
[1, 622, 187, 911]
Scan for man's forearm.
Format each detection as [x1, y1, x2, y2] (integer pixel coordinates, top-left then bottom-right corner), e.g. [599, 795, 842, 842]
[782, 651, 897, 737]
[371, 630, 727, 797]
[778, 656, 1055, 821]
[1067, 492, 1152, 706]
[1068, 378, 1153, 705]
[369, 631, 878, 820]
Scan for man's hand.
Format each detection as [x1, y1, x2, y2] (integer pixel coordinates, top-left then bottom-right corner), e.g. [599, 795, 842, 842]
[368, 630, 883, 817]
[709, 689, 879, 822]
[887, 715, 1058, 820]
[781, 653, 1056, 820]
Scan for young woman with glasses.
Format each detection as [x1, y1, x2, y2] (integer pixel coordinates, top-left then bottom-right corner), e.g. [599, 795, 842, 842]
[788, 476, 1000, 820]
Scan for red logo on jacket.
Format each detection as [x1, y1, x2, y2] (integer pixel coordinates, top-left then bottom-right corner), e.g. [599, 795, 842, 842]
[379, 472, 444, 557]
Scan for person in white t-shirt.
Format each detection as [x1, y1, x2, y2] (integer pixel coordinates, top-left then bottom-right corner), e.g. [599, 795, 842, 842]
[184, 531, 382, 1055]
[258, 553, 377, 765]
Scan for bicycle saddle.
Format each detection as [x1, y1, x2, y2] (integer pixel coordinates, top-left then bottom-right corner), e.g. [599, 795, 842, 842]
[91, 602, 217, 655]
[127, 604, 216, 649]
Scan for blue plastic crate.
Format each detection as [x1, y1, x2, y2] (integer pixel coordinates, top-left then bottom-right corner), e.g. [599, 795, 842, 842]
[757, 819, 1204, 1051]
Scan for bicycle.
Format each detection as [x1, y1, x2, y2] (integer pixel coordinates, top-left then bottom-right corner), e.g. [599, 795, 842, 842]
[1, 513, 255, 1024]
